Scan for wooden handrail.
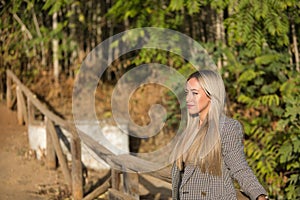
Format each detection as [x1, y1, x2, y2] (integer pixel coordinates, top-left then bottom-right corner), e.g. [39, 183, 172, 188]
[6, 70, 78, 139]
[6, 69, 83, 199]
[78, 129, 172, 183]
[6, 69, 173, 200]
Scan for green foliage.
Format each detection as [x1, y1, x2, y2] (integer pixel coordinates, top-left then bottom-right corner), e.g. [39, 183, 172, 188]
[222, 2, 300, 197]
[219, 2, 300, 197]
[1, 0, 80, 79]
[224, 0, 296, 56]
[42, 0, 72, 14]
[221, 46, 300, 199]
[107, 0, 183, 29]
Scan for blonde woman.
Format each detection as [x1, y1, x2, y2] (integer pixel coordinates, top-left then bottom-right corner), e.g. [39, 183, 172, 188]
[170, 70, 268, 200]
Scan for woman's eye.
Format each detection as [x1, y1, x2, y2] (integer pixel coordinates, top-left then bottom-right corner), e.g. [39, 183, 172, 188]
[192, 92, 198, 95]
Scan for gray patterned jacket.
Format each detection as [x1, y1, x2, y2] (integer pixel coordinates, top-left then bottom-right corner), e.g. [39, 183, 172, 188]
[172, 116, 267, 200]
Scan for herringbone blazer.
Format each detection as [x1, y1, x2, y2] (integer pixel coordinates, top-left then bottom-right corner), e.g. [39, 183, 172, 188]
[172, 116, 267, 200]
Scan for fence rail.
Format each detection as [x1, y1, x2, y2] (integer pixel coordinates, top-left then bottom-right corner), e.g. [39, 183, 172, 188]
[6, 69, 171, 200]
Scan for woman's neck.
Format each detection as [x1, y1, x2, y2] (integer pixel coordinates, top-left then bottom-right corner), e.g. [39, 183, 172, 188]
[199, 113, 208, 126]
[198, 114, 208, 128]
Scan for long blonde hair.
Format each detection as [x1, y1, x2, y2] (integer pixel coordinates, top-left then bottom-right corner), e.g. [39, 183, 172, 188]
[170, 69, 226, 176]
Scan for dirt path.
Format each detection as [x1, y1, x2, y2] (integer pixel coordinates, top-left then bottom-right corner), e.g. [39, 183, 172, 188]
[0, 103, 68, 200]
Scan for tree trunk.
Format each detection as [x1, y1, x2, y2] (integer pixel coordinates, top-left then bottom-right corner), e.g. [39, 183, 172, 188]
[216, 10, 225, 69]
[52, 11, 59, 85]
[96, 0, 102, 44]
[69, 3, 78, 77]
[291, 21, 299, 72]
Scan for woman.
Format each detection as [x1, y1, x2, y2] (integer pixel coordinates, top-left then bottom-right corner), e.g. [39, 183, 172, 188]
[170, 70, 268, 200]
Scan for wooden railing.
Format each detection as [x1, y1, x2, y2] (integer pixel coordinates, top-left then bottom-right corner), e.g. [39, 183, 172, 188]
[6, 69, 85, 199]
[6, 69, 171, 200]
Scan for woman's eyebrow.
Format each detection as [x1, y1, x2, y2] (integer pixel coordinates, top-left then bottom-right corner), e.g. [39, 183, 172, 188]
[191, 88, 199, 92]
[185, 87, 200, 92]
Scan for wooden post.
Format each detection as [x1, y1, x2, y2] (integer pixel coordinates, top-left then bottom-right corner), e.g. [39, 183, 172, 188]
[6, 73, 12, 109]
[82, 177, 111, 200]
[45, 117, 57, 170]
[123, 171, 139, 200]
[108, 188, 137, 200]
[16, 86, 24, 125]
[18, 87, 28, 126]
[27, 97, 35, 124]
[46, 119, 72, 189]
[71, 136, 83, 200]
[111, 169, 121, 190]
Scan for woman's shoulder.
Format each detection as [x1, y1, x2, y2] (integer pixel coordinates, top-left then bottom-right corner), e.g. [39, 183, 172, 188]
[220, 115, 244, 137]
[221, 115, 242, 127]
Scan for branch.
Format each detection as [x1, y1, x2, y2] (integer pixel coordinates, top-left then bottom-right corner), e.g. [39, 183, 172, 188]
[32, 10, 42, 37]
[32, 10, 46, 66]
[12, 13, 33, 40]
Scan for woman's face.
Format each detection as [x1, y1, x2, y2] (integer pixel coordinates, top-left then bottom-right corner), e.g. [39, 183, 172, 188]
[185, 77, 211, 117]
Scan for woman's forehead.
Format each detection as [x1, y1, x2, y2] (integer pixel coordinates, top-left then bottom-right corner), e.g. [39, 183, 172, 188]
[186, 78, 201, 89]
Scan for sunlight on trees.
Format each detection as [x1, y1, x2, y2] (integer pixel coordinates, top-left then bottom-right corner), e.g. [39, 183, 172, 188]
[1, 0, 299, 198]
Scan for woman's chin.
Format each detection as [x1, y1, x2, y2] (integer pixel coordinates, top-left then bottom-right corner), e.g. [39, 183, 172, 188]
[188, 112, 199, 117]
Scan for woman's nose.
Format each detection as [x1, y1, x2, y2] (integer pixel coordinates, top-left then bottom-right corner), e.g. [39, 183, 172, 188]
[186, 93, 191, 102]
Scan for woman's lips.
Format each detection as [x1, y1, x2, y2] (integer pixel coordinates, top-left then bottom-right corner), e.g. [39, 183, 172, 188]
[187, 104, 194, 109]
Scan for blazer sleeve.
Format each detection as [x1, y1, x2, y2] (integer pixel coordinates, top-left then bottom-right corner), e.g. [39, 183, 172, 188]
[221, 119, 267, 200]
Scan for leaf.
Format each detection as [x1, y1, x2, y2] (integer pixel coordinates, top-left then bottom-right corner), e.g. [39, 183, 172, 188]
[260, 82, 280, 94]
[43, 0, 72, 15]
[292, 136, 300, 153]
[42, 0, 55, 10]
[238, 69, 264, 83]
[279, 144, 293, 163]
[257, 94, 280, 106]
[169, 0, 184, 11]
[255, 54, 280, 65]
[237, 94, 252, 104]
[276, 119, 289, 131]
[186, 0, 201, 15]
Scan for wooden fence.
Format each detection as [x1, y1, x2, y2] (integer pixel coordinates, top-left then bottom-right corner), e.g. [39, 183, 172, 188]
[6, 69, 171, 200]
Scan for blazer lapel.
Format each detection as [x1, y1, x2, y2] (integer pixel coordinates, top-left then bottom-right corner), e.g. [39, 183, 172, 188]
[180, 164, 196, 188]
[172, 165, 181, 200]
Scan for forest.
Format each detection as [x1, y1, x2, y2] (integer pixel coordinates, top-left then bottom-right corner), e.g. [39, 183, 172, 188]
[1, 0, 300, 199]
